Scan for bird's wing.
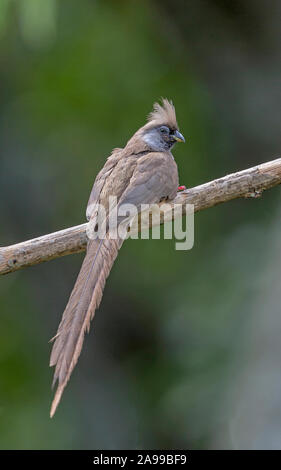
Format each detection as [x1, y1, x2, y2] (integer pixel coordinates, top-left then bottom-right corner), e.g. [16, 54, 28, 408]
[86, 148, 123, 220]
[117, 152, 179, 212]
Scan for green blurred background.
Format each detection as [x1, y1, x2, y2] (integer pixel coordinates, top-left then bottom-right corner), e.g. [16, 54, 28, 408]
[0, 0, 281, 449]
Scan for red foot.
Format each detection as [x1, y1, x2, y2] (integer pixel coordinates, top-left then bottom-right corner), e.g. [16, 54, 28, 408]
[178, 185, 186, 191]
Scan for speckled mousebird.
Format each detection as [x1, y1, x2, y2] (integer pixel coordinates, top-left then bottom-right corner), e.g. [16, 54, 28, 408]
[50, 99, 185, 417]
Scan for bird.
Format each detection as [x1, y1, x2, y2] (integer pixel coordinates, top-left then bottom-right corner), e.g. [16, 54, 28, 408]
[49, 98, 185, 417]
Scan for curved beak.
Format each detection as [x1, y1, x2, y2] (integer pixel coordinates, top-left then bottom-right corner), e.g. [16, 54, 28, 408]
[173, 130, 185, 143]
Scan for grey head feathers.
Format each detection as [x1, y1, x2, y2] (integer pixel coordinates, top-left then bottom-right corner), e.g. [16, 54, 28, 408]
[141, 99, 184, 151]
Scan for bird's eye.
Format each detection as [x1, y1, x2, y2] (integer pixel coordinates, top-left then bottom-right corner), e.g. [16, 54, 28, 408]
[160, 126, 169, 134]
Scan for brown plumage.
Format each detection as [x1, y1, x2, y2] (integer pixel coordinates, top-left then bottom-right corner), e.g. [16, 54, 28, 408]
[50, 98, 184, 417]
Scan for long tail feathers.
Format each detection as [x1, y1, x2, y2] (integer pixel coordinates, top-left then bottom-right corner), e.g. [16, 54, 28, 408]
[49, 235, 123, 417]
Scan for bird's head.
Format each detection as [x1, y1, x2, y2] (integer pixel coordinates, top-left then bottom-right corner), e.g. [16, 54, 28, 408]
[141, 98, 185, 152]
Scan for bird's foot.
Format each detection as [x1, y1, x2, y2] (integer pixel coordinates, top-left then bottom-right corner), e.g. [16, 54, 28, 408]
[178, 185, 186, 191]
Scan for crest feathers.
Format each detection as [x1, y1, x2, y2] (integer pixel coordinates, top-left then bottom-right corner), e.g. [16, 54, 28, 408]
[147, 98, 178, 129]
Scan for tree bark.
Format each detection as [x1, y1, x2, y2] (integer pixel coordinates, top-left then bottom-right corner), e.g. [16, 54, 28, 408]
[1, 157, 281, 276]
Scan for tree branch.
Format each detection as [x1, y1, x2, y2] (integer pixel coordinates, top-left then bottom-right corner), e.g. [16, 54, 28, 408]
[1, 158, 281, 276]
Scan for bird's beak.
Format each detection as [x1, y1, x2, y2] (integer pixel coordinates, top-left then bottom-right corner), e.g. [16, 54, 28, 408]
[173, 130, 185, 143]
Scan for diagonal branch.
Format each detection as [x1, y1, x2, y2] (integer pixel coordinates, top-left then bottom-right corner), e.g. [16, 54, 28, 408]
[1, 158, 281, 276]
